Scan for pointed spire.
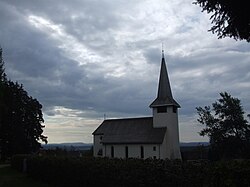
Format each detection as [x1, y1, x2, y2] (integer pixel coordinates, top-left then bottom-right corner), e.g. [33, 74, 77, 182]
[158, 54, 173, 99]
[150, 50, 180, 108]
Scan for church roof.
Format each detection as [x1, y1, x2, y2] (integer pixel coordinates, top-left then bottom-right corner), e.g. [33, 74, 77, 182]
[149, 52, 180, 108]
[92, 117, 166, 144]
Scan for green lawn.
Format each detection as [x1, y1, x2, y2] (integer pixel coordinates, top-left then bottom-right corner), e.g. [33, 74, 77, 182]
[0, 165, 53, 187]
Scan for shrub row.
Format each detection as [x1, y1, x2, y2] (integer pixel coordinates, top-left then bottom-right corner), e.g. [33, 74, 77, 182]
[11, 155, 250, 187]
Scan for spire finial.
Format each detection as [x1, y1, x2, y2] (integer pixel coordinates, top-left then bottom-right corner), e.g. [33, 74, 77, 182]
[162, 43, 164, 58]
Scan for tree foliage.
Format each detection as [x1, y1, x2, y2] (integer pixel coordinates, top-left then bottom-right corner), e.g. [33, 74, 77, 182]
[0, 48, 47, 160]
[0, 48, 5, 79]
[194, 0, 250, 42]
[196, 92, 250, 159]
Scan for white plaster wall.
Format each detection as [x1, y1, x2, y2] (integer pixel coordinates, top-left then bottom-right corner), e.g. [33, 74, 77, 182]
[143, 144, 160, 159]
[159, 132, 170, 159]
[93, 135, 103, 157]
[103, 144, 161, 159]
[152, 106, 177, 128]
[153, 106, 181, 159]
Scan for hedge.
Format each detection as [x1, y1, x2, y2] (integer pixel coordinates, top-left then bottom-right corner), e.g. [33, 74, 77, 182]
[11, 155, 250, 187]
[11, 154, 30, 172]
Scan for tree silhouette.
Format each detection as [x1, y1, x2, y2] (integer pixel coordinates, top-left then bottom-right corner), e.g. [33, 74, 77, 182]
[196, 92, 250, 159]
[0, 48, 5, 79]
[0, 48, 6, 136]
[194, 0, 250, 42]
[0, 48, 47, 160]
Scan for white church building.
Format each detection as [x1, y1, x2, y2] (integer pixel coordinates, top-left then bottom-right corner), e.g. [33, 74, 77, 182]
[92, 51, 181, 159]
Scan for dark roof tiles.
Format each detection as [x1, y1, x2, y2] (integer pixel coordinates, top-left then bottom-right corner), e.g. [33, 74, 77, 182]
[92, 117, 166, 144]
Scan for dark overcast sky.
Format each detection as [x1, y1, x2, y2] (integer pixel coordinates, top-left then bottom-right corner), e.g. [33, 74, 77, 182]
[0, 0, 249, 143]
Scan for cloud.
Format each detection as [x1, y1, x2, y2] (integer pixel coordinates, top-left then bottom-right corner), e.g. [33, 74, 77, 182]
[0, 0, 249, 143]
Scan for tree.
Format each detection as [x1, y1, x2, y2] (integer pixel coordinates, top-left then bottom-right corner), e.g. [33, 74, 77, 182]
[0, 48, 47, 160]
[194, 0, 250, 42]
[0, 48, 5, 79]
[0, 48, 6, 133]
[196, 92, 250, 159]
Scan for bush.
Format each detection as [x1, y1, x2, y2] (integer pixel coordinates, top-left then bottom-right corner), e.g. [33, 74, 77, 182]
[11, 156, 250, 187]
[24, 157, 186, 187]
[207, 160, 250, 186]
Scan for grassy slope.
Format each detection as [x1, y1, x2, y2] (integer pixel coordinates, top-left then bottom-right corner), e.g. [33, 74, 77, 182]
[0, 165, 53, 187]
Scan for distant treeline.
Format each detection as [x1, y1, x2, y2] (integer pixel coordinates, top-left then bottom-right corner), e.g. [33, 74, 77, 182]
[181, 145, 209, 160]
[12, 155, 250, 187]
[41, 143, 92, 151]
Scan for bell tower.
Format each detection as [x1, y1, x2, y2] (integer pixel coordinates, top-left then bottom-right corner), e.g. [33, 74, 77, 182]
[149, 50, 181, 159]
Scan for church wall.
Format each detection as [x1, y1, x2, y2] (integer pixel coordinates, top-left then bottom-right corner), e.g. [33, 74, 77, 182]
[160, 132, 170, 159]
[103, 144, 161, 159]
[93, 135, 103, 157]
[166, 109, 181, 159]
[152, 106, 178, 128]
[153, 106, 182, 159]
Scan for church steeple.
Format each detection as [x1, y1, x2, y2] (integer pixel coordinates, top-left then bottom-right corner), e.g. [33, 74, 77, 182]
[150, 51, 180, 108]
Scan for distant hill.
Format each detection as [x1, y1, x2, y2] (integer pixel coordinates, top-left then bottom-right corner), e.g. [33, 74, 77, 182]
[42, 142, 209, 151]
[180, 142, 209, 147]
[42, 142, 92, 151]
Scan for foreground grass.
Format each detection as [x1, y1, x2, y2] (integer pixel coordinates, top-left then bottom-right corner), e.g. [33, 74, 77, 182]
[0, 165, 53, 187]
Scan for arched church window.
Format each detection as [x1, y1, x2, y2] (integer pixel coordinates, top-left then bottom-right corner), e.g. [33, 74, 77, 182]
[125, 146, 128, 158]
[140, 146, 144, 159]
[111, 146, 114, 158]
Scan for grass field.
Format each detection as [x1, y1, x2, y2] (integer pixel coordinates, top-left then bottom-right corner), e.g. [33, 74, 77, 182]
[0, 165, 53, 187]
